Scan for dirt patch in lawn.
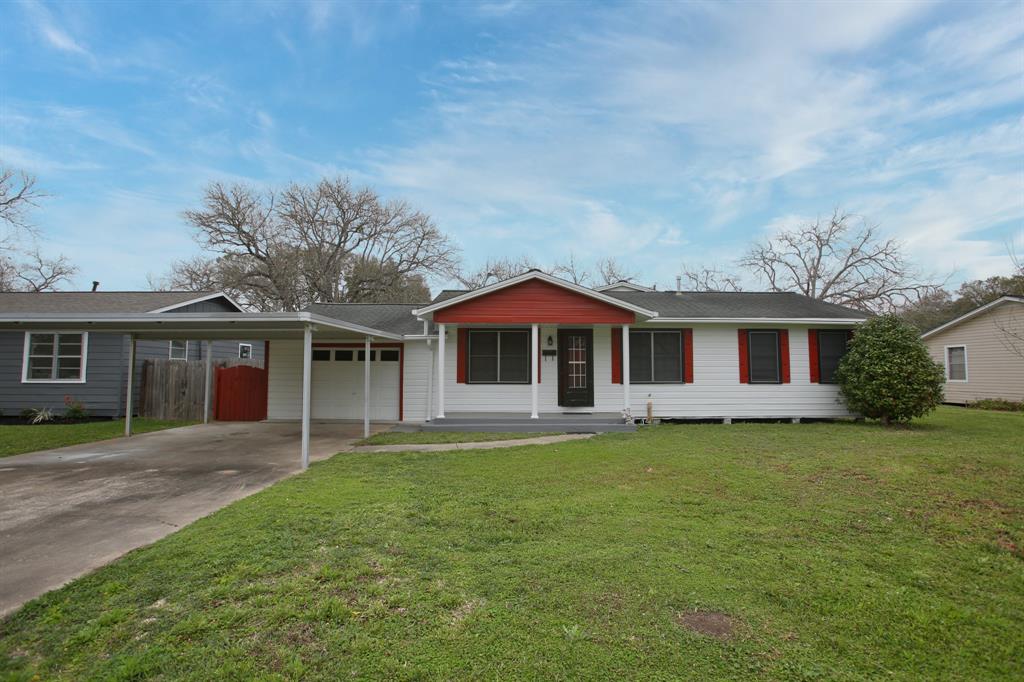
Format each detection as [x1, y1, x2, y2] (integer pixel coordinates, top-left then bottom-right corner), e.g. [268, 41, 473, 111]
[675, 610, 736, 640]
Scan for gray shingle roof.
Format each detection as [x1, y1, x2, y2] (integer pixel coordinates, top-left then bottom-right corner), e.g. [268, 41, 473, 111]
[431, 288, 867, 319]
[304, 303, 432, 336]
[604, 291, 869, 319]
[0, 291, 226, 314]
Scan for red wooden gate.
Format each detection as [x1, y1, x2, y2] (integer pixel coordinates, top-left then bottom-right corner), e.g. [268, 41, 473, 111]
[214, 365, 268, 421]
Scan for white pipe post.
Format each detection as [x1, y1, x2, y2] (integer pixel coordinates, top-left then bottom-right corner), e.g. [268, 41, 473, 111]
[425, 338, 434, 422]
[530, 323, 539, 418]
[436, 324, 446, 419]
[363, 336, 372, 439]
[124, 334, 136, 437]
[301, 324, 312, 470]
[203, 340, 213, 424]
[622, 325, 631, 412]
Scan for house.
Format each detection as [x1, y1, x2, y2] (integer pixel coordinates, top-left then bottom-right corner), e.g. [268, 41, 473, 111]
[921, 295, 1024, 404]
[0, 291, 264, 419]
[0, 272, 868, 466]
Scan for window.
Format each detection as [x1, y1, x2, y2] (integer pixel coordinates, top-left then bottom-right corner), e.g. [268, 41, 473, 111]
[817, 331, 849, 384]
[357, 350, 377, 361]
[335, 350, 354, 361]
[23, 332, 87, 382]
[629, 330, 684, 383]
[312, 349, 331, 361]
[468, 330, 529, 383]
[946, 346, 967, 381]
[379, 349, 400, 362]
[169, 340, 189, 360]
[238, 343, 253, 359]
[747, 330, 781, 383]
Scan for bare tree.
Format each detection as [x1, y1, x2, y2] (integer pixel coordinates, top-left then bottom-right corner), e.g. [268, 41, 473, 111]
[456, 255, 540, 289]
[679, 264, 742, 292]
[0, 166, 75, 292]
[0, 167, 46, 240]
[739, 209, 941, 312]
[0, 248, 77, 292]
[551, 252, 590, 286]
[163, 178, 460, 310]
[594, 257, 637, 286]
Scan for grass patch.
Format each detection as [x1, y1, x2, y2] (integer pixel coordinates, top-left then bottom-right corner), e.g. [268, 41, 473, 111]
[1, 407, 1022, 679]
[355, 431, 560, 446]
[0, 419, 193, 458]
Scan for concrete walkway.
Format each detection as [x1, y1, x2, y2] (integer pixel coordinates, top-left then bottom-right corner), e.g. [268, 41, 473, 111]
[0, 421, 379, 617]
[348, 432, 595, 453]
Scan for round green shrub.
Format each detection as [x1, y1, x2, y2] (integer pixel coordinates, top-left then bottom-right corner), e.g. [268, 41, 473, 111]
[835, 315, 945, 425]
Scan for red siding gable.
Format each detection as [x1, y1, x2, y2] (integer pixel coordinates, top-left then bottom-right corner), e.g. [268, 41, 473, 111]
[434, 280, 636, 324]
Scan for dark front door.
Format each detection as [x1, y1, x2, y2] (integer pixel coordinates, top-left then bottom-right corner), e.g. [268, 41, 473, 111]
[558, 329, 594, 408]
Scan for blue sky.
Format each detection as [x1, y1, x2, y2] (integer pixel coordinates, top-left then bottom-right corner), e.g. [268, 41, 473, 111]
[1, 0, 1022, 294]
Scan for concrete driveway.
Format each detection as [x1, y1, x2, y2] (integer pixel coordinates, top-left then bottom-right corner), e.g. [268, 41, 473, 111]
[0, 421, 380, 617]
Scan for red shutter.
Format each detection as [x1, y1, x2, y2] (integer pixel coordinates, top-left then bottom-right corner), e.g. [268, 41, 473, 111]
[683, 328, 693, 383]
[808, 330, 820, 384]
[737, 329, 749, 383]
[611, 327, 622, 384]
[456, 328, 468, 383]
[780, 329, 791, 383]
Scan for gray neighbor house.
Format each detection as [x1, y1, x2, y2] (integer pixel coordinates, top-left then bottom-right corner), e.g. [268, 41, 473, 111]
[0, 291, 264, 419]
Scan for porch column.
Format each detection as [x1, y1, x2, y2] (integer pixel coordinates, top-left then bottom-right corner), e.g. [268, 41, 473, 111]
[622, 324, 631, 412]
[124, 334, 136, 437]
[363, 336, 372, 439]
[300, 324, 312, 470]
[425, 338, 434, 422]
[530, 323, 539, 418]
[203, 340, 213, 424]
[436, 324, 446, 419]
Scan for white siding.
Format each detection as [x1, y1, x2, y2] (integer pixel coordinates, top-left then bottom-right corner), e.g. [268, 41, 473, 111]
[398, 324, 855, 419]
[403, 341, 433, 423]
[267, 340, 303, 420]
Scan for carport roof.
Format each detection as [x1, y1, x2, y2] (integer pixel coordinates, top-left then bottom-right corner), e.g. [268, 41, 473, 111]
[304, 303, 432, 336]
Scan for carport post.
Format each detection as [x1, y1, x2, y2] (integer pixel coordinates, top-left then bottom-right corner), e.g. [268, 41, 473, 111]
[301, 324, 313, 470]
[124, 333, 136, 437]
[203, 340, 213, 424]
[363, 336, 372, 438]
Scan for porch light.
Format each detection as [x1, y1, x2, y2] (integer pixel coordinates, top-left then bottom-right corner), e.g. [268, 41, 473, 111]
[546, 335, 554, 347]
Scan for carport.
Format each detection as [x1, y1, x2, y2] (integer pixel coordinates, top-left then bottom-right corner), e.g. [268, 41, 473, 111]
[0, 311, 407, 469]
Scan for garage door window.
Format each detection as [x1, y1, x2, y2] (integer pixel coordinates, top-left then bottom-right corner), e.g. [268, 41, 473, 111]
[379, 350, 400, 362]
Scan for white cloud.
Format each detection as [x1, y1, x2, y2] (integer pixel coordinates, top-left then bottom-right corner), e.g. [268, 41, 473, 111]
[20, 0, 94, 60]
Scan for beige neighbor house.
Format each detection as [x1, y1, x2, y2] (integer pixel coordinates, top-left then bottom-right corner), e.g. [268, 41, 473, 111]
[921, 296, 1024, 404]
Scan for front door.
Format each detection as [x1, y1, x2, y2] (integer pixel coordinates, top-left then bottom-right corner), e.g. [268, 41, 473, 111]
[558, 329, 594, 408]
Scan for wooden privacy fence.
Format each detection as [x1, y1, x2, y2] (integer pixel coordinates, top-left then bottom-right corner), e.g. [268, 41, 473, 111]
[139, 358, 264, 421]
[214, 364, 268, 421]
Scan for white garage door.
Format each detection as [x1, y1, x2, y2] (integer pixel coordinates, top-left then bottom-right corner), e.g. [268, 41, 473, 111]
[310, 347, 400, 420]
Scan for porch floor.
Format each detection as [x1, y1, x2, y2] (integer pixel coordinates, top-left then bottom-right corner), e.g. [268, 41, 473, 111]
[418, 412, 636, 433]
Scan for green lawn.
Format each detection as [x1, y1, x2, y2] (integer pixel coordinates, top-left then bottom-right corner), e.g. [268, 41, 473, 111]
[0, 419, 193, 458]
[355, 430, 559, 446]
[2, 407, 1022, 680]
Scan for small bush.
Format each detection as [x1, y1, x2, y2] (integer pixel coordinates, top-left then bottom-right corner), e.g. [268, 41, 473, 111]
[28, 407, 56, 425]
[63, 395, 89, 422]
[967, 398, 1024, 412]
[835, 315, 945, 425]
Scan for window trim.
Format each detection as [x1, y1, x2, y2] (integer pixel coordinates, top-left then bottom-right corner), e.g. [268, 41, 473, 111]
[945, 344, 968, 383]
[746, 329, 782, 384]
[238, 343, 253, 359]
[628, 329, 685, 384]
[21, 331, 89, 384]
[467, 328, 531, 385]
[168, 340, 190, 360]
[816, 329, 849, 385]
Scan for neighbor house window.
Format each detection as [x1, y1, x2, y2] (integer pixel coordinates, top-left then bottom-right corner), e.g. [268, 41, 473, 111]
[23, 332, 87, 382]
[747, 330, 781, 384]
[817, 330, 849, 384]
[238, 343, 253, 359]
[946, 346, 967, 381]
[169, 340, 189, 360]
[629, 330, 684, 383]
[468, 330, 529, 383]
